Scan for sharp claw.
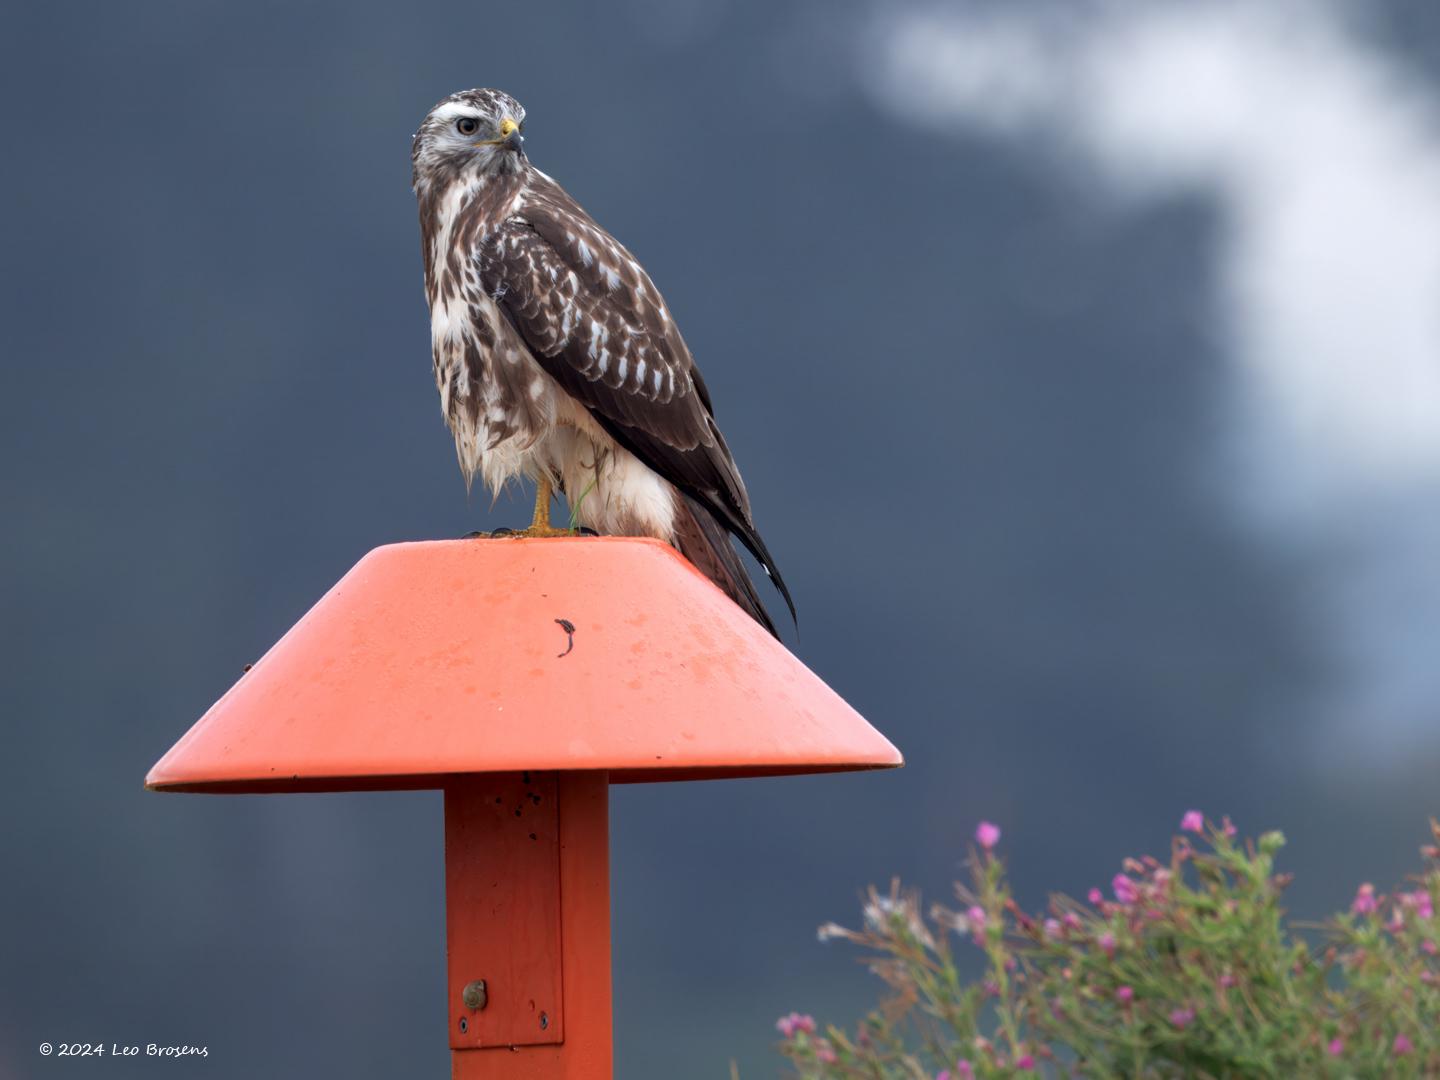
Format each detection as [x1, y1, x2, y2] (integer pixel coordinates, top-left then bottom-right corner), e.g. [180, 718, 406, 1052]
[462, 525, 590, 540]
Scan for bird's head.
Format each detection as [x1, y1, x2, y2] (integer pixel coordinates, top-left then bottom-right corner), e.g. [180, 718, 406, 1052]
[412, 88, 528, 190]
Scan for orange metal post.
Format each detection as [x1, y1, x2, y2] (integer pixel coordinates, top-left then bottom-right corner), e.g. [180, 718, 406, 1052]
[446, 771, 612, 1079]
[146, 539, 901, 1073]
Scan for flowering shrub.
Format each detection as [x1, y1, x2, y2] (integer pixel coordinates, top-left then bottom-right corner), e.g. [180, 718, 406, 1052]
[777, 817, 1440, 1078]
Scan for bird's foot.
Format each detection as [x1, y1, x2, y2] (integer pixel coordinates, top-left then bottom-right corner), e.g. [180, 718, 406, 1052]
[473, 476, 598, 538]
[481, 525, 600, 539]
[498, 523, 578, 539]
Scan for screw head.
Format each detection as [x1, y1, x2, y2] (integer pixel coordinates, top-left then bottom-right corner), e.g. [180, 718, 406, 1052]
[462, 980, 488, 1010]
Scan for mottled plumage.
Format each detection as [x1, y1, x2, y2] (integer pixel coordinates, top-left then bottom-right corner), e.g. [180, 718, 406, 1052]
[412, 88, 792, 634]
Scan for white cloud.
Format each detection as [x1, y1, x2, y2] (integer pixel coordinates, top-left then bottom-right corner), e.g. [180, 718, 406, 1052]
[864, 0, 1440, 752]
[870, 0, 1440, 497]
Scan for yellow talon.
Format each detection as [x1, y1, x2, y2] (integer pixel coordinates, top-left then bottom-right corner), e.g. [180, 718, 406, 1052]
[507, 476, 573, 538]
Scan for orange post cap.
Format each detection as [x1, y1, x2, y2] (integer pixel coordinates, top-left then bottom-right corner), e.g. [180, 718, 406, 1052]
[146, 538, 901, 793]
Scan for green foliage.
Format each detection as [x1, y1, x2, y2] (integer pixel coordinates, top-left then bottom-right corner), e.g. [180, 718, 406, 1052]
[776, 817, 1440, 1078]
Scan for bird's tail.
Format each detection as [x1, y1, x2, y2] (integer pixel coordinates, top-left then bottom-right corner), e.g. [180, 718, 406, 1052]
[671, 491, 779, 638]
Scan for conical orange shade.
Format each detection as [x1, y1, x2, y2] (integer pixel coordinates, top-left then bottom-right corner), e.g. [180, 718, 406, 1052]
[146, 537, 900, 793]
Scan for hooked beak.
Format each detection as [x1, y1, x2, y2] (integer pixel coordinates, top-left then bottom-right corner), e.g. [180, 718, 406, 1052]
[479, 116, 524, 153]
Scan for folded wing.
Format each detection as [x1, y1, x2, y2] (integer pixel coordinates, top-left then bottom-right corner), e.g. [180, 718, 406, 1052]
[477, 173, 795, 628]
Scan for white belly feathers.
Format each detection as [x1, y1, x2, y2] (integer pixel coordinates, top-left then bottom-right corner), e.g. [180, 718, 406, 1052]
[433, 289, 675, 540]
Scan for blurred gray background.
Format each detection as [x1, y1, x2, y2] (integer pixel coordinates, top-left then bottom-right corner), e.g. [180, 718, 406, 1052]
[4, 0, 1440, 1076]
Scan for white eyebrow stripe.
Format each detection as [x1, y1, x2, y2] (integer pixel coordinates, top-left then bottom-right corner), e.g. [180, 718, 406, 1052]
[431, 101, 482, 123]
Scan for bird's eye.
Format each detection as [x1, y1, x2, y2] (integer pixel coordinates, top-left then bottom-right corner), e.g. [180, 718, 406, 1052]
[456, 117, 479, 136]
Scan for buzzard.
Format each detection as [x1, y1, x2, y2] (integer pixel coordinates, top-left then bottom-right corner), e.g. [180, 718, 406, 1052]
[412, 88, 793, 636]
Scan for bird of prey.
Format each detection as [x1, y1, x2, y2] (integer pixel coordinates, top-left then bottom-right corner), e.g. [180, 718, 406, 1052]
[411, 88, 793, 636]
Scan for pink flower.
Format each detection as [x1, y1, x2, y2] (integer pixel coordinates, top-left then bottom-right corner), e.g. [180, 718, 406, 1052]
[975, 821, 1001, 850]
[1352, 883, 1378, 916]
[1116, 985, 1134, 1004]
[1016, 1054, 1035, 1070]
[1169, 1007, 1196, 1029]
[1401, 890, 1434, 920]
[1087, 888, 1104, 905]
[1218, 973, 1237, 990]
[1063, 912, 1082, 931]
[1394, 1033, 1413, 1057]
[815, 1044, 837, 1064]
[1180, 810, 1204, 834]
[1221, 816, 1238, 838]
[1328, 1038, 1344, 1057]
[1112, 874, 1140, 905]
[775, 1012, 815, 1037]
[1099, 931, 1117, 958]
[955, 1063, 975, 1080]
[936, 1072, 950, 1080]
[967, 905, 987, 945]
[1422, 939, 1437, 955]
[1043, 918, 1062, 940]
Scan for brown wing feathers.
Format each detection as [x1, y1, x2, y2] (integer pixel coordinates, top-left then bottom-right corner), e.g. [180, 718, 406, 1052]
[479, 175, 796, 631]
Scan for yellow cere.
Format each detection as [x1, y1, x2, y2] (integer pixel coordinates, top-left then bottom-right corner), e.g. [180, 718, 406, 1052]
[499, 118, 518, 138]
